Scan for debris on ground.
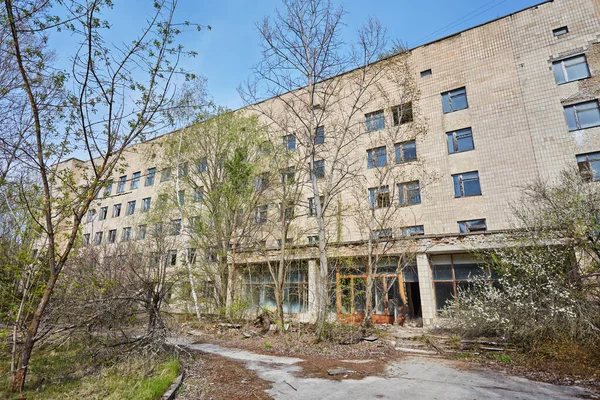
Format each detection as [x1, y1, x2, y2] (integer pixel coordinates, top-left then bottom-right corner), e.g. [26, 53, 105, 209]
[327, 368, 353, 376]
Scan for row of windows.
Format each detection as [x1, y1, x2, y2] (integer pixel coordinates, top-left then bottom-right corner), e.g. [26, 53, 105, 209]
[371, 217, 487, 241]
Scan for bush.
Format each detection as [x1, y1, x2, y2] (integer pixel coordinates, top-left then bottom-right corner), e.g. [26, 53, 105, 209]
[443, 246, 600, 347]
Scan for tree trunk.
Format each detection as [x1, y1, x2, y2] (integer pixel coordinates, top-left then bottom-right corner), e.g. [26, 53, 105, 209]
[12, 272, 58, 392]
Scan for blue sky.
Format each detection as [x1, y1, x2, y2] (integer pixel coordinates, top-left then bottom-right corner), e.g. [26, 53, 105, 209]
[53, 0, 543, 110]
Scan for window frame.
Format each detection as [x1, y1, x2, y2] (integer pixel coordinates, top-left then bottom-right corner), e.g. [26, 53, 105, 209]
[441, 87, 468, 113]
[145, 168, 156, 186]
[452, 171, 482, 198]
[254, 205, 268, 224]
[108, 229, 117, 244]
[99, 206, 108, 221]
[136, 225, 147, 240]
[314, 125, 325, 144]
[398, 181, 421, 206]
[447, 127, 475, 154]
[564, 100, 600, 131]
[365, 110, 385, 132]
[400, 225, 424, 237]
[367, 146, 387, 169]
[458, 218, 487, 233]
[130, 171, 141, 190]
[553, 54, 591, 84]
[369, 186, 390, 209]
[576, 152, 600, 181]
[283, 134, 296, 151]
[126, 200, 136, 216]
[141, 197, 151, 212]
[392, 102, 413, 126]
[395, 141, 417, 163]
[117, 175, 127, 193]
[112, 203, 122, 218]
[121, 227, 131, 242]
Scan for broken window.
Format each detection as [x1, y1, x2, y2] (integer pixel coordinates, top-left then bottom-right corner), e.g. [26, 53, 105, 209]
[400, 225, 424, 237]
[441, 87, 468, 113]
[447, 127, 474, 154]
[308, 196, 324, 217]
[553, 54, 590, 84]
[398, 181, 421, 206]
[254, 205, 268, 224]
[453, 171, 481, 197]
[94, 231, 103, 245]
[112, 203, 121, 218]
[243, 263, 309, 313]
[372, 228, 393, 240]
[576, 152, 600, 181]
[367, 146, 387, 168]
[395, 141, 417, 163]
[392, 102, 413, 125]
[564, 100, 600, 131]
[365, 110, 385, 132]
[108, 229, 117, 243]
[280, 166, 295, 184]
[431, 254, 492, 312]
[369, 186, 390, 209]
[99, 206, 108, 220]
[121, 227, 131, 242]
[458, 218, 487, 233]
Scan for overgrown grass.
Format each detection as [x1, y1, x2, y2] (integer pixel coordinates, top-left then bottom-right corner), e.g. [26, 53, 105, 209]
[0, 342, 180, 400]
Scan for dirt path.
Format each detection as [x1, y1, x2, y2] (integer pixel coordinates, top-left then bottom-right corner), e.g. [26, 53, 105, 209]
[170, 337, 596, 399]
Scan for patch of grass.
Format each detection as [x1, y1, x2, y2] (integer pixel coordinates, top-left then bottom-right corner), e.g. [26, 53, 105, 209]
[497, 353, 512, 363]
[263, 341, 272, 350]
[0, 343, 180, 400]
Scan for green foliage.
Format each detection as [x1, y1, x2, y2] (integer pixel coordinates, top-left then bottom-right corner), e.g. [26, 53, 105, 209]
[497, 353, 512, 363]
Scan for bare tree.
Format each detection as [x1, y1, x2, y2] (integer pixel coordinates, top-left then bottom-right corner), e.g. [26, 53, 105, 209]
[3, 0, 206, 391]
[240, 0, 425, 336]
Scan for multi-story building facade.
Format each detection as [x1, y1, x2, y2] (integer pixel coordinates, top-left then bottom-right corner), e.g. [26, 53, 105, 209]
[68, 0, 600, 325]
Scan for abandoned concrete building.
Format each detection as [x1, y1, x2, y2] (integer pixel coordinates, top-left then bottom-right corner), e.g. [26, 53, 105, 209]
[68, 0, 600, 326]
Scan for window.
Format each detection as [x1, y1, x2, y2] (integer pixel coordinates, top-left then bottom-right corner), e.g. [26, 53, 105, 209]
[283, 135, 296, 151]
[420, 69, 432, 77]
[447, 128, 474, 154]
[121, 227, 131, 242]
[87, 209, 96, 223]
[277, 238, 293, 248]
[178, 190, 185, 205]
[170, 219, 182, 235]
[243, 264, 309, 313]
[205, 247, 218, 262]
[577, 152, 600, 181]
[392, 102, 413, 125]
[311, 160, 325, 179]
[254, 205, 268, 223]
[282, 204, 294, 221]
[372, 229, 393, 240]
[553, 26, 568, 37]
[281, 167, 295, 184]
[431, 254, 493, 311]
[83, 233, 90, 245]
[136, 225, 147, 240]
[113, 203, 121, 218]
[94, 231, 103, 245]
[196, 158, 207, 173]
[369, 186, 390, 209]
[187, 248, 197, 264]
[130, 172, 140, 190]
[315, 126, 325, 144]
[160, 167, 171, 182]
[108, 229, 117, 244]
[145, 168, 156, 186]
[141, 197, 151, 212]
[367, 146, 387, 168]
[553, 55, 590, 84]
[564, 101, 600, 131]
[401, 225, 424, 237]
[99, 207, 108, 221]
[126, 200, 136, 216]
[365, 110, 385, 132]
[395, 141, 417, 163]
[168, 250, 177, 266]
[308, 196, 324, 217]
[104, 182, 112, 197]
[256, 173, 269, 191]
[117, 175, 127, 193]
[307, 235, 319, 245]
[442, 87, 468, 113]
[194, 188, 204, 202]
[453, 171, 481, 197]
[458, 219, 487, 233]
[398, 181, 421, 206]
[179, 162, 189, 177]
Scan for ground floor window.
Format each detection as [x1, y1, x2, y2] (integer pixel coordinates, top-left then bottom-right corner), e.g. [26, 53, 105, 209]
[431, 253, 494, 312]
[243, 262, 308, 313]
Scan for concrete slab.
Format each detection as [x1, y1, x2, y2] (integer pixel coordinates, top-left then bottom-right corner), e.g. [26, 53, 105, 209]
[170, 338, 596, 400]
